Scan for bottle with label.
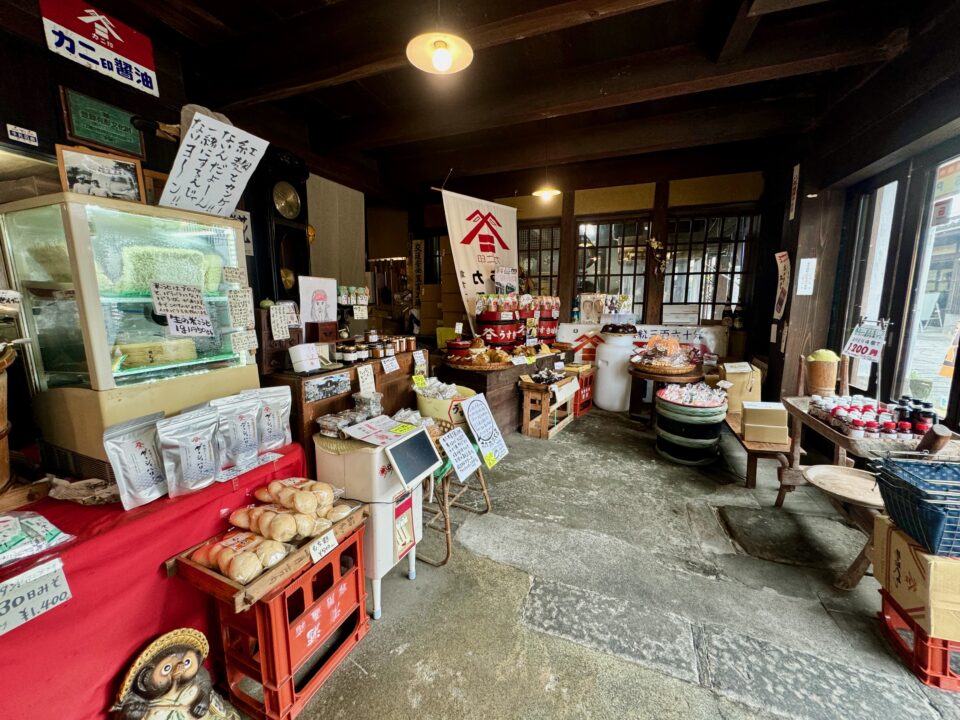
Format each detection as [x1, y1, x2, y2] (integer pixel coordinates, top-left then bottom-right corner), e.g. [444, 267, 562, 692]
[881, 422, 898, 440]
[571, 295, 581, 322]
[721, 305, 734, 327]
[733, 305, 744, 330]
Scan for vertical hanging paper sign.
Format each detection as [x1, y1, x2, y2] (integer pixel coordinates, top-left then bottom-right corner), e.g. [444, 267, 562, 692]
[227, 288, 255, 330]
[150, 282, 206, 317]
[773, 252, 790, 320]
[269, 304, 290, 341]
[230, 209, 254, 257]
[160, 114, 268, 216]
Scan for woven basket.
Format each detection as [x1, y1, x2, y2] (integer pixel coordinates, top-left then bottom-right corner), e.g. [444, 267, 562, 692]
[634, 361, 698, 376]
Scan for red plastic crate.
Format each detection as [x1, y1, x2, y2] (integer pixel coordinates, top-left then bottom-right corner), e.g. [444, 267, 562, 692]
[879, 588, 960, 692]
[218, 525, 370, 719]
[573, 369, 595, 417]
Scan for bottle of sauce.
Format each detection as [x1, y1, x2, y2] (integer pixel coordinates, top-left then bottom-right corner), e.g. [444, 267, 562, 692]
[881, 422, 898, 440]
[864, 421, 880, 440]
[898, 422, 914, 441]
[847, 419, 865, 439]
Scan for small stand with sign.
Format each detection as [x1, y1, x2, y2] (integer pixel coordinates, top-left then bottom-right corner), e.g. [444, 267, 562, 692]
[842, 318, 890, 410]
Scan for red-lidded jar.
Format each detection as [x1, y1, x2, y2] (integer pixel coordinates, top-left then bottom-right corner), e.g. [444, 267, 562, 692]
[881, 421, 898, 440]
[898, 421, 913, 441]
[847, 419, 865, 439]
[914, 421, 931, 438]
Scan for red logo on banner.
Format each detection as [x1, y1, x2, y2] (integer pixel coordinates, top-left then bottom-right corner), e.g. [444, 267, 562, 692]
[460, 211, 509, 253]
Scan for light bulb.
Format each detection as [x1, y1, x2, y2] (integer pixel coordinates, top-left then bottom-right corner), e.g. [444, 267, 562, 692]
[431, 41, 452, 72]
[533, 187, 561, 199]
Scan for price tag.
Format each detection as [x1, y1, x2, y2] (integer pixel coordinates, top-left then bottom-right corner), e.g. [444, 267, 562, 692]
[150, 281, 206, 318]
[500, 311, 515, 320]
[390, 422, 416, 435]
[412, 374, 428, 388]
[511, 356, 527, 366]
[353, 305, 368, 320]
[222, 266, 245, 284]
[455, 322, 463, 334]
[0, 558, 72, 637]
[526, 355, 536, 364]
[554, 362, 565, 371]
[381, 356, 401, 374]
[483, 451, 498, 469]
[357, 363, 376, 395]
[308, 530, 338, 563]
[168, 314, 215, 338]
[230, 329, 259, 352]
[270, 304, 290, 341]
[842, 323, 884, 363]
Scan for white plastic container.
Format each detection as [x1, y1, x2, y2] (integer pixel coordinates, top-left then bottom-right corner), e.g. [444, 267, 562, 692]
[594, 332, 638, 412]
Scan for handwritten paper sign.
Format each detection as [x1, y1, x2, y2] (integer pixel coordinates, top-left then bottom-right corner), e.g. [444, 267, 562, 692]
[230, 209, 254, 257]
[455, 322, 464, 335]
[160, 113, 268, 216]
[230, 329, 258, 353]
[357, 363, 376, 395]
[461, 394, 508, 469]
[353, 305, 368, 320]
[309, 530, 338, 563]
[438, 427, 481, 482]
[511, 356, 527, 366]
[412, 374, 427, 388]
[381, 356, 401, 374]
[773, 251, 791, 320]
[269, 304, 290, 341]
[389, 423, 416, 435]
[151, 281, 206, 318]
[842, 323, 885, 363]
[227, 288, 255, 330]
[222, 266, 245, 285]
[168, 314, 215, 338]
[282, 302, 301, 327]
[796, 258, 817, 296]
[0, 558, 71, 637]
[413, 349, 427, 375]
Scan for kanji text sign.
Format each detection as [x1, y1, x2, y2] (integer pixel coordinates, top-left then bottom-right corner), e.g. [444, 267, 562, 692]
[842, 323, 885, 363]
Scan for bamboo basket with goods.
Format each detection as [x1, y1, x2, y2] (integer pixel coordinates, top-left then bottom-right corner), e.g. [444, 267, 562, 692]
[632, 335, 699, 375]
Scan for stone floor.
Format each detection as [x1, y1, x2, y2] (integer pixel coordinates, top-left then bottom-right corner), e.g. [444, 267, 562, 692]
[296, 410, 960, 720]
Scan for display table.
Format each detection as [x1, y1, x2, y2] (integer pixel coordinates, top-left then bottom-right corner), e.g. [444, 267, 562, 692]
[519, 375, 578, 439]
[435, 351, 573, 432]
[628, 364, 704, 426]
[264, 349, 426, 476]
[0, 443, 305, 720]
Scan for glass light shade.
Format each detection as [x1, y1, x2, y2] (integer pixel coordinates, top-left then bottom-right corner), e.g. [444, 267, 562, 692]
[406, 32, 473, 74]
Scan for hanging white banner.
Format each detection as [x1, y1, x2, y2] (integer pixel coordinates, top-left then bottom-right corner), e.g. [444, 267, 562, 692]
[441, 190, 518, 333]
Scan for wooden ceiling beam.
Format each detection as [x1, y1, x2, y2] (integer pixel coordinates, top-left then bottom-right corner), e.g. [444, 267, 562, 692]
[379, 99, 810, 185]
[201, 0, 677, 108]
[718, 1, 761, 62]
[748, 0, 831, 16]
[340, 22, 907, 150]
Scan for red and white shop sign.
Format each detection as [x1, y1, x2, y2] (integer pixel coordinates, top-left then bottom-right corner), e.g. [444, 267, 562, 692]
[40, 0, 159, 96]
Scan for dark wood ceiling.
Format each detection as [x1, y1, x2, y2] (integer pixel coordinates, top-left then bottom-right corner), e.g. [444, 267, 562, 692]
[33, 0, 960, 195]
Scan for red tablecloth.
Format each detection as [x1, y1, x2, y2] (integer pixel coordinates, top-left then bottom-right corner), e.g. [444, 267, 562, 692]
[0, 443, 306, 720]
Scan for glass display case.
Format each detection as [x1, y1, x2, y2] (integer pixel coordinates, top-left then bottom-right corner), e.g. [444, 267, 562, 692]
[0, 193, 260, 470]
[1, 194, 249, 391]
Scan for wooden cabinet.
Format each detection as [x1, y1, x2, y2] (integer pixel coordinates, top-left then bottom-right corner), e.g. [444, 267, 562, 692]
[263, 350, 427, 477]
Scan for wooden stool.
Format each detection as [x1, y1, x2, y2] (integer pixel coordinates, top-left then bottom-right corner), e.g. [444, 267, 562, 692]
[520, 376, 577, 439]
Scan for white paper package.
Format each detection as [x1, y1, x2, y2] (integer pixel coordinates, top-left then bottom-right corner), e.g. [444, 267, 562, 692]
[103, 412, 168, 511]
[244, 386, 292, 452]
[210, 394, 261, 468]
[158, 408, 222, 497]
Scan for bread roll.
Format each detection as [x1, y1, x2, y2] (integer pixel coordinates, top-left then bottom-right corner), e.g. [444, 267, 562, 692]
[229, 508, 251, 529]
[313, 517, 333, 534]
[191, 544, 214, 568]
[326, 504, 352, 522]
[256, 510, 277, 537]
[254, 540, 287, 569]
[267, 480, 285, 497]
[254, 486, 273, 503]
[293, 513, 316, 538]
[216, 547, 237, 575]
[316, 503, 333, 520]
[226, 552, 262, 584]
[308, 482, 335, 506]
[277, 487, 319, 515]
[267, 513, 297, 542]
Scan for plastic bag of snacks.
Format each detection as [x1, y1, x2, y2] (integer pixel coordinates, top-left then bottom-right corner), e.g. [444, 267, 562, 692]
[0, 512, 73, 567]
[158, 408, 222, 497]
[413, 377, 462, 400]
[104, 412, 168, 511]
[657, 382, 727, 408]
[210, 394, 261, 468]
[190, 530, 291, 584]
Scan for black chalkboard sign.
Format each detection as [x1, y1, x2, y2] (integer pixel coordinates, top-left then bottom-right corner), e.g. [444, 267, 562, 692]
[385, 427, 443, 490]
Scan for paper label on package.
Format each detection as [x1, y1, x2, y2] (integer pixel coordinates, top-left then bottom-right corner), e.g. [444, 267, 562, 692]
[842, 323, 884, 363]
[723, 362, 753, 374]
[357, 363, 376, 395]
[413, 350, 426, 375]
[168, 314, 215, 338]
[462, 394, 509, 468]
[455, 322, 463, 334]
[309, 530, 338, 563]
[353, 305, 368, 320]
[412, 374, 427, 388]
[438, 427, 481, 482]
[270, 304, 290, 341]
[230, 330, 258, 352]
[381, 356, 401, 374]
[554, 362, 565, 370]
[227, 288, 255, 330]
[222, 266, 245, 285]
[151, 282, 207, 318]
[389, 423, 416, 435]
[526, 356, 536, 365]
[0, 558, 71, 637]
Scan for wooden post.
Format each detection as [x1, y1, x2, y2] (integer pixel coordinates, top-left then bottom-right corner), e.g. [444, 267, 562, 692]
[558, 190, 577, 321]
[644, 181, 669, 324]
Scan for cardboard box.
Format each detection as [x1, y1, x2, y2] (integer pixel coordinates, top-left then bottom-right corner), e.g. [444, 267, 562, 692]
[420, 284, 441, 302]
[742, 401, 787, 427]
[743, 423, 789, 445]
[719, 362, 761, 413]
[874, 515, 960, 641]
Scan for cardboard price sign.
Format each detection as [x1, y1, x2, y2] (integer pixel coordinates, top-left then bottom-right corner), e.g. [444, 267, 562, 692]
[381, 356, 401, 374]
[0, 558, 72, 637]
[842, 323, 885, 363]
[308, 530, 338, 563]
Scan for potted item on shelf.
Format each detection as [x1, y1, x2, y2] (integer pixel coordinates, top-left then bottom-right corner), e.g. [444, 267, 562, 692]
[806, 349, 840, 397]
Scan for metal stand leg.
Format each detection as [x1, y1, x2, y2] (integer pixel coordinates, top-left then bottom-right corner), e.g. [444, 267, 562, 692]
[371, 577, 382, 620]
[407, 546, 417, 580]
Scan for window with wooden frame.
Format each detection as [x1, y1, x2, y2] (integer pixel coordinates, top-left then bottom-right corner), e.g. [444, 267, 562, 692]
[518, 222, 561, 295]
[662, 210, 760, 324]
[576, 217, 650, 318]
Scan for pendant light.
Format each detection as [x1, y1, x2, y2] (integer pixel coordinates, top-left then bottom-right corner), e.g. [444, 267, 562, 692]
[533, 130, 561, 199]
[406, 2, 473, 75]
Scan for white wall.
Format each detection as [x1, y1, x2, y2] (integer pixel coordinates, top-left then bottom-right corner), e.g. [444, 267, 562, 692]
[307, 174, 366, 285]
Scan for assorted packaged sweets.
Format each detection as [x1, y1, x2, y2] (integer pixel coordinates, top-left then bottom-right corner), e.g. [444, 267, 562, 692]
[0, 512, 74, 567]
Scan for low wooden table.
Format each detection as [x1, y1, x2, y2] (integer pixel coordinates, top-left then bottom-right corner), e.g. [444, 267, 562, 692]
[724, 411, 793, 490]
[803, 465, 884, 590]
[628, 365, 704, 427]
[519, 375, 578, 439]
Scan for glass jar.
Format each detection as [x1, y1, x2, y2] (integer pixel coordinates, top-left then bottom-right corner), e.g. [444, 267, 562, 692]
[370, 342, 384, 359]
[847, 419, 865, 439]
[365, 328, 379, 343]
[864, 421, 880, 440]
[342, 344, 357, 363]
[881, 422, 898, 440]
[915, 421, 931, 439]
[384, 344, 395, 357]
[356, 343, 369, 361]
[334, 343, 345, 362]
[898, 422, 914, 441]
[406, 336, 417, 352]
[831, 408, 848, 429]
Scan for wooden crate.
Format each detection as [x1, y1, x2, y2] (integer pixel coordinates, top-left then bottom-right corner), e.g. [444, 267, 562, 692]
[172, 501, 367, 613]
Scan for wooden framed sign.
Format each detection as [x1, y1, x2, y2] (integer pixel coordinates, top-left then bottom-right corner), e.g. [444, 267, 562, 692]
[59, 87, 144, 158]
